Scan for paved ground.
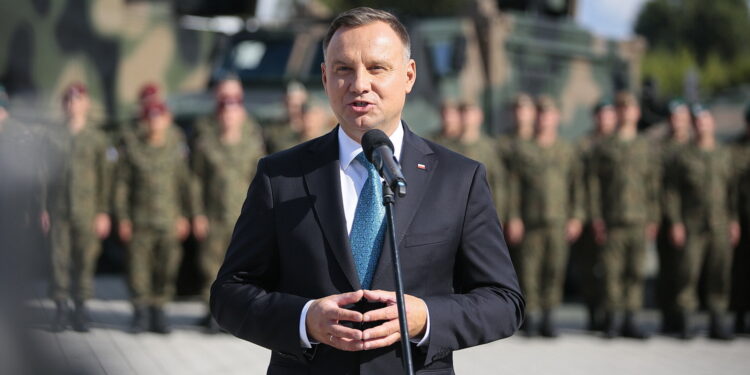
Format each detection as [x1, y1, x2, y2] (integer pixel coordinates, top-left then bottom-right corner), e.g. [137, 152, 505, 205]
[23, 276, 750, 375]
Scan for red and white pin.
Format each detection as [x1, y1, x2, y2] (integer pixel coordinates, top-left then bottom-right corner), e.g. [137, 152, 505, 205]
[417, 163, 426, 170]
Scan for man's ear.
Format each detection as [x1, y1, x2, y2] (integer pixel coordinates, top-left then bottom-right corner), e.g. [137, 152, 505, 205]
[405, 59, 416, 94]
[321, 63, 328, 94]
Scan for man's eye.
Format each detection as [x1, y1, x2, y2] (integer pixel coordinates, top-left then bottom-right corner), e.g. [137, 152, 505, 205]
[336, 67, 351, 72]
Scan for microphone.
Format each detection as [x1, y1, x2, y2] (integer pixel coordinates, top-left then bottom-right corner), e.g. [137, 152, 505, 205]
[361, 129, 407, 197]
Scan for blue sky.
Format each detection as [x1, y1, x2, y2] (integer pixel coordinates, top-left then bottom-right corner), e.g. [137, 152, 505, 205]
[576, 0, 648, 39]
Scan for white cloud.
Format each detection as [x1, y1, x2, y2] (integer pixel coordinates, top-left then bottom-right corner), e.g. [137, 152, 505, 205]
[576, 0, 649, 40]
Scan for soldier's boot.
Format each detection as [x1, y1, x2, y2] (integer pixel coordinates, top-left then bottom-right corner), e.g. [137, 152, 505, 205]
[660, 309, 679, 334]
[71, 300, 90, 333]
[521, 311, 539, 337]
[587, 305, 603, 332]
[150, 306, 171, 334]
[735, 310, 747, 334]
[621, 311, 649, 340]
[131, 306, 149, 334]
[51, 300, 70, 332]
[709, 312, 734, 341]
[540, 309, 559, 338]
[676, 311, 695, 340]
[602, 311, 620, 339]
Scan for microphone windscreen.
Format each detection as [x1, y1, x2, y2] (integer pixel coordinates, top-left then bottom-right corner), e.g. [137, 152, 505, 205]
[361, 129, 394, 164]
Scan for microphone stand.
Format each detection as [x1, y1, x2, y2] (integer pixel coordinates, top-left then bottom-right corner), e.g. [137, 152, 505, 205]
[381, 182, 414, 375]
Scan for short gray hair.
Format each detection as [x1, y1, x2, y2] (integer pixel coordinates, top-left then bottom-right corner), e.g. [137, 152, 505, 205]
[323, 7, 411, 61]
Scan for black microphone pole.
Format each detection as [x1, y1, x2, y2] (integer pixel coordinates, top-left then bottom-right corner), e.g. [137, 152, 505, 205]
[381, 181, 414, 375]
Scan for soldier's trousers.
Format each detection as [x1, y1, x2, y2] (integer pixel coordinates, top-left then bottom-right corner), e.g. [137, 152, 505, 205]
[574, 223, 603, 310]
[656, 220, 678, 316]
[199, 221, 233, 303]
[50, 220, 101, 302]
[128, 226, 182, 307]
[519, 224, 568, 312]
[674, 227, 733, 314]
[602, 223, 646, 312]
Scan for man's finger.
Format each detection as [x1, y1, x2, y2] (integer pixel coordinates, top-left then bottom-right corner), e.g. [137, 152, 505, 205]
[334, 290, 365, 306]
[329, 335, 364, 351]
[363, 332, 401, 350]
[362, 289, 395, 304]
[329, 323, 363, 340]
[362, 319, 400, 340]
[363, 305, 399, 323]
[324, 306, 363, 323]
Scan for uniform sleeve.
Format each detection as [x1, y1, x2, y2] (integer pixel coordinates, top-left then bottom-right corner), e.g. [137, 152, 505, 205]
[587, 144, 603, 222]
[177, 148, 195, 219]
[190, 142, 207, 217]
[646, 142, 661, 223]
[113, 147, 132, 222]
[506, 150, 521, 221]
[662, 151, 683, 225]
[95, 132, 112, 214]
[569, 146, 586, 221]
[486, 149, 507, 222]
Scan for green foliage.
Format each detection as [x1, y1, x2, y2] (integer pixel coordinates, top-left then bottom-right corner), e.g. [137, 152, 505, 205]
[635, 0, 750, 97]
[319, 0, 470, 17]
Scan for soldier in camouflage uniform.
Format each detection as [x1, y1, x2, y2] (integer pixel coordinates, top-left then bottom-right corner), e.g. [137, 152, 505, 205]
[45, 83, 112, 332]
[429, 100, 462, 151]
[191, 93, 265, 332]
[574, 99, 616, 332]
[500, 93, 537, 269]
[453, 101, 506, 219]
[264, 81, 308, 154]
[506, 96, 584, 337]
[663, 105, 740, 340]
[656, 99, 692, 334]
[588, 92, 658, 339]
[195, 76, 265, 148]
[731, 104, 750, 335]
[114, 101, 193, 334]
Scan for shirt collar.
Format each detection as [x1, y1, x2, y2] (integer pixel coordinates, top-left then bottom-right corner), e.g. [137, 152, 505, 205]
[338, 122, 404, 170]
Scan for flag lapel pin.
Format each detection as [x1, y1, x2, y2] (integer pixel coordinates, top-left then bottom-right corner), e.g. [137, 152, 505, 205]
[417, 163, 426, 170]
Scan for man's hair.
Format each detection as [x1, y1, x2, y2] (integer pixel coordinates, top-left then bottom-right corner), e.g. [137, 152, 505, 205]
[323, 7, 411, 61]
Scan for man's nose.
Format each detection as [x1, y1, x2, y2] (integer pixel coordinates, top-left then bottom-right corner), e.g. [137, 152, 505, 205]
[350, 68, 371, 94]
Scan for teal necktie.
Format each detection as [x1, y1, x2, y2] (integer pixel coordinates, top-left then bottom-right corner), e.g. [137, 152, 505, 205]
[350, 152, 386, 289]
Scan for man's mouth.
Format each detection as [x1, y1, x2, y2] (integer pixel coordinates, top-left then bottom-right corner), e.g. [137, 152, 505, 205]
[349, 101, 373, 112]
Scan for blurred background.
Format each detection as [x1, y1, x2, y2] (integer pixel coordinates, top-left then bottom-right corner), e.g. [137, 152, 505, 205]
[1, 0, 749, 374]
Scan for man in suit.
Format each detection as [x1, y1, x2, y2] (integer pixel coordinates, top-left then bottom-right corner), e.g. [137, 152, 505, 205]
[211, 7, 524, 374]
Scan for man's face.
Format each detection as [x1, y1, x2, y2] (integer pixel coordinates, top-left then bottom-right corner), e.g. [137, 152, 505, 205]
[146, 112, 170, 135]
[215, 80, 244, 101]
[595, 107, 616, 135]
[536, 109, 559, 134]
[218, 103, 246, 131]
[616, 103, 640, 125]
[669, 106, 690, 135]
[322, 21, 416, 141]
[514, 104, 536, 131]
[693, 111, 715, 138]
[65, 95, 90, 119]
[461, 105, 484, 131]
[441, 105, 461, 137]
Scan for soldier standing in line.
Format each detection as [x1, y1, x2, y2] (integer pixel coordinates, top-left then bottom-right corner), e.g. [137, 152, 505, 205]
[506, 96, 584, 337]
[429, 100, 462, 151]
[191, 93, 265, 332]
[663, 105, 740, 340]
[500, 93, 537, 269]
[574, 99, 617, 332]
[731, 104, 750, 335]
[264, 81, 309, 154]
[657, 99, 693, 334]
[588, 91, 658, 339]
[114, 101, 194, 334]
[454, 101, 506, 220]
[45, 83, 112, 332]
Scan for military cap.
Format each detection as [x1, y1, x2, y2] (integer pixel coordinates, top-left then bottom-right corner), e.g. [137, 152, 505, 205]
[689, 103, 707, 117]
[63, 82, 87, 102]
[139, 83, 160, 103]
[615, 91, 638, 108]
[593, 98, 614, 114]
[512, 93, 535, 108]
[140, 100, 168, 120]
[668, 98, 688, 114]
[535, 95, 558, 112]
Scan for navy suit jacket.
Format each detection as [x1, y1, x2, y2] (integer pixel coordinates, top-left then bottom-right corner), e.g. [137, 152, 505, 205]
[211, 124, 524, 375]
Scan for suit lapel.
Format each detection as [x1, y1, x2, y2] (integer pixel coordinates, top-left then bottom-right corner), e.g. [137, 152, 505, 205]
[302, 128, 361, 291]
[372, 124, 438, 288]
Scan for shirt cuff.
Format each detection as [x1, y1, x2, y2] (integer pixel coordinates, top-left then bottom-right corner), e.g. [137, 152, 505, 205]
[299, 300, 316, 348]
[410, 305, 430, 347]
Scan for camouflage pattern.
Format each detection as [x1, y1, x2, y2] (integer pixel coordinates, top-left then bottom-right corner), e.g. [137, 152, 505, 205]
[263, 122, 302, 154]
[45, 123, 111, 302]
[588, 135, 659, 312]
[114, 126, 193, 307]
[192, 120, 264, 301]
[507, 139, 583, 312]
[663, 144, 737, 313]
[453, 137, 506, 217]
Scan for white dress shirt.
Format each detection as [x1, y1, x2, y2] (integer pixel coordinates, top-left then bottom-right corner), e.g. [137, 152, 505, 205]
[299, 123, 430, 348]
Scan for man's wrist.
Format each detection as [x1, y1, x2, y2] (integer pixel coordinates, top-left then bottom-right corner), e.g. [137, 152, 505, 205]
[299, 300, 316, 348]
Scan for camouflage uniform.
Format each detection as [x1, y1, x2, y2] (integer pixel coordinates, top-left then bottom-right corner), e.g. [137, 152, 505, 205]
[588, 135, 659, 315]
[264, 121, 301, 154]
[114, 128, 193, 309]
[46, 124, 111, 304]
[508, 139, 584, 314]
[192, 121, 264, 303]
[663, 144, 737, 316]
[497, 133, 526, 268]
[454, 136, 506, 219]
[429, 131, 461, 152]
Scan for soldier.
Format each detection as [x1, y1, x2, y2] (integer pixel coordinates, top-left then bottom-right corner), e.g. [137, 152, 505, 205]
[664, 105, 740, 340]
[264, 81, 309, 153]
[506, 96, 584, 337]
[454, 101, 506, 219]
[44, 83, 111, 332]
[114, 101, 194, 334]
[429, 100, 462, 150]
[731, 103, 750, 335]
[588, 91, 658, 339]
[657, 99, 692, 334]
[191, 93, 265, 332]
[574, 99, 617, 332]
